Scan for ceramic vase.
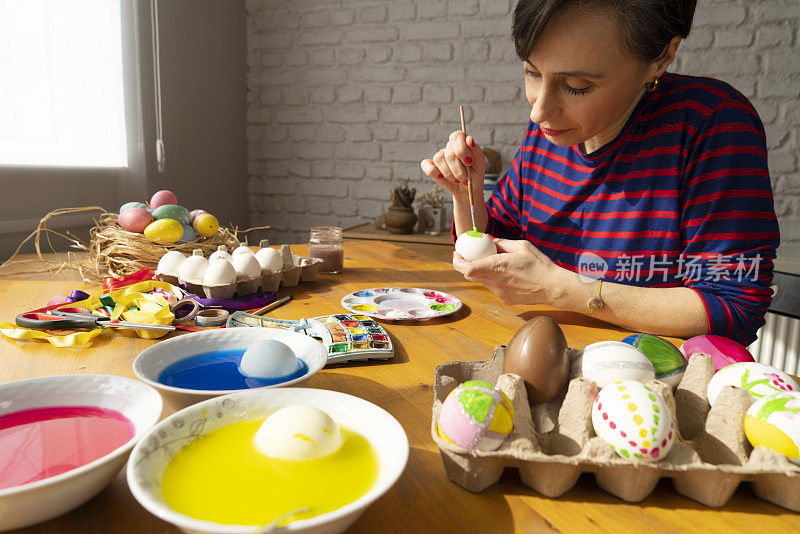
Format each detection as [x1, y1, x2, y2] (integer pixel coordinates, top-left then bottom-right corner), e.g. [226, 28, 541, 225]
[385, 206, 417, 234]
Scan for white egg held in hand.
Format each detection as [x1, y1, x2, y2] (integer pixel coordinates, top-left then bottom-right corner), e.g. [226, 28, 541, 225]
[239, 340, 301, 378]
[455, 231, 497, 261]
[254, 405, 343, 460]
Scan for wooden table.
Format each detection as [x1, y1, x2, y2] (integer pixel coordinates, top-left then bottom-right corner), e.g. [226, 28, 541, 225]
[1, 240, 799, 533]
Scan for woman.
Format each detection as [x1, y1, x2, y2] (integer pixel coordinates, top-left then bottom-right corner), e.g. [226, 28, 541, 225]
[420, 0, 779, 346]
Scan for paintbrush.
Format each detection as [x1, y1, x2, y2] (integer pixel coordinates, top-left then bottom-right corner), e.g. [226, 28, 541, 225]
[250, 295, 292, 316]
[459, 105, 478, 233]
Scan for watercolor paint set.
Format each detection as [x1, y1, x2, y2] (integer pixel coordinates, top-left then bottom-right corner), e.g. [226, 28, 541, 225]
[340, 287, 462, 321]
[226, 311, 394, 364]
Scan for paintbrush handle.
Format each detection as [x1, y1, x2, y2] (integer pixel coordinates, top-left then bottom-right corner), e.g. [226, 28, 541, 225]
[251, 295, 292, 316]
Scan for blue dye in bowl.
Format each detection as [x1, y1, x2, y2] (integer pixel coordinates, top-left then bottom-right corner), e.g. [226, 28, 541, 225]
[157, 349, 308, 391]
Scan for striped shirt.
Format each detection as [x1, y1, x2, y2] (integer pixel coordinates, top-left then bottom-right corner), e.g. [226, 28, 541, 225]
[483, 73, 779, 345]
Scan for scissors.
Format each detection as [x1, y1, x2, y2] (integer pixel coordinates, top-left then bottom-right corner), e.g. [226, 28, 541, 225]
[15, 307, 175, 332]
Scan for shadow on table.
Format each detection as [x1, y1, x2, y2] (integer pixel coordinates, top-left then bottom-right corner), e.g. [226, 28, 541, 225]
[517, 309, 630, 333]
[494, 471, 792, 515]
[325, 331, 410, 368]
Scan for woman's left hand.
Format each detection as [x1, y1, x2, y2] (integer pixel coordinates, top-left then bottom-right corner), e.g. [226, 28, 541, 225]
[452, 238, 565, 306]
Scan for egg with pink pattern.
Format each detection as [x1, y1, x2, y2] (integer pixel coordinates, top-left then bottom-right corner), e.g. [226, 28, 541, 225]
[679, 334, 754, 372]
[591, 380, 675, 462]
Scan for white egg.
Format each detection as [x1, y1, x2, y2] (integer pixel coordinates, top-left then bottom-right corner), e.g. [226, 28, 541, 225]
[209, 245, 233, 262]
[232, 253, 262, 280]
[202, 258, 237, 286]
[745, 391, 800, 464]
[707, 362, 799, 406]
[592, 380, 675, 462]
[177, 250, 209, 283]
[455, 231, 497, 261]
[255, 246, 282, 273]
[253, 405, 343, 461]
[156, 250, 186, 277]
[232, 244, 256, 258]
[239, 339, 301, 378]
[571, 341, 656, 388]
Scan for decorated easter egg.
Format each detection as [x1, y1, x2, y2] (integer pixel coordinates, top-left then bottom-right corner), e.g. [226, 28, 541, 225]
[232, 253, 262, 280]
[202, 258, 237, 287]
[152, 204, 190, 225]
[149, 190, 178, 209]
[239, 340, 301, 379]
[745, 391, 800, 464]
[503, 316, 570, 403]
[209, 245, 233, 262]
[622, 334, 686, 387]
[436, 380, 514, 451]
[156, 250, 186, 277]
[178, 224, 197, 243]
[178, 250, 210, 283]
[193, 213, 219, 237]
[680, 334, 754, 372]
[455, 230, 497, 262]
[571, 341, 655, 388]
[706, 362, 799, 406]
[143, 219, 183, 243]
[189, 209, 207, 223]
[592, 380, 675, 461]
[254, 405, 343, 461]
[117, 207, 153, 233]
[255, 246, 282, 273]
[120, 201, 147, 213]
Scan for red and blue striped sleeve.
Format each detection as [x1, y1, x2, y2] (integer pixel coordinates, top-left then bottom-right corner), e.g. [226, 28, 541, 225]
[679, 97, 780, 346]
[484, 145, 525, 240]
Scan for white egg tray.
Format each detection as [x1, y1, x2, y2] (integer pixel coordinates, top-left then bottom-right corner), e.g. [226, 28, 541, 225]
[431, 347, 800, 511]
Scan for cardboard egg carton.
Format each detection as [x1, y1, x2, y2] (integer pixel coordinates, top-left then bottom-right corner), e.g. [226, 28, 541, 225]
[278, 245, 323, 287]
[431, 347, 800, 511]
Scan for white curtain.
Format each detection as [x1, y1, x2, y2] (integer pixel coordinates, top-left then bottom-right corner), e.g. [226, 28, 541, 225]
[0, 0, 127, 167]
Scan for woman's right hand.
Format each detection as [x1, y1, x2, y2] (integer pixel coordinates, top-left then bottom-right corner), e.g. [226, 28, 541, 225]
[420, 130, 486, 199]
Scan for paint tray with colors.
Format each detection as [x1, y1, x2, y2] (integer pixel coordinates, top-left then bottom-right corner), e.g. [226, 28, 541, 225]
[340, 287, 462, 320]
[226, 312, 394, 364]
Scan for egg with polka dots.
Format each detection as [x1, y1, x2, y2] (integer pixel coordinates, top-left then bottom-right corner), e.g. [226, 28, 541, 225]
[591, 380, 675, 462]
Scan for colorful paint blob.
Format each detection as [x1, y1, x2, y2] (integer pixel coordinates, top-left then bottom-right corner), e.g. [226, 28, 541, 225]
[158, 349, 308, 390]
[352, 304, 379, 312]
[430, 303, 456, 312]
[0, 406, 134, 490]
[161, 419, 379, 526]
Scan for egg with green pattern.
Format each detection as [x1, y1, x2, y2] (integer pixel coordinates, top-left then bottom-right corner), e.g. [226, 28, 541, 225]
[622, 334, 686, 388]
[745, 391, 800, 464]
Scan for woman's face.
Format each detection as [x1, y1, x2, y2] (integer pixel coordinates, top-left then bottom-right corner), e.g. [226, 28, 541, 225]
[523, 9, 662, 153]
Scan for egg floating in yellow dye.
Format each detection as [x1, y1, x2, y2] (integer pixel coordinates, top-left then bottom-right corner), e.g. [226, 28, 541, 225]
[160, 409, 379, 527]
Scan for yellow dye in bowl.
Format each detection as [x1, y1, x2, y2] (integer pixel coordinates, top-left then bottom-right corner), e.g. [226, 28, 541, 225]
[161, 418, 379, 526]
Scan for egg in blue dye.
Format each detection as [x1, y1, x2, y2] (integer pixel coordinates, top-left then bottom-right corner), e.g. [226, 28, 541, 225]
[158, 349, 308, 391]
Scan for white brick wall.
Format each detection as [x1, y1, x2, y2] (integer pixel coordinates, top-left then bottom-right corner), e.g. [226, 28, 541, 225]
[246, 0, 800, 258]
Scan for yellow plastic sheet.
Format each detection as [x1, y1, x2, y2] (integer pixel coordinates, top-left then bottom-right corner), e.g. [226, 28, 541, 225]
[0, 280, 181, 347]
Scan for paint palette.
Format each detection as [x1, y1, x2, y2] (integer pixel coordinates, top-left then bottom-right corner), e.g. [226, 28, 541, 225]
[340, 287, 462, 321]
[226, 312, 394, 364]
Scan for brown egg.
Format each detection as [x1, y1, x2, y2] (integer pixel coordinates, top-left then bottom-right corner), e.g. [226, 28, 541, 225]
[503, 316, 569, 404]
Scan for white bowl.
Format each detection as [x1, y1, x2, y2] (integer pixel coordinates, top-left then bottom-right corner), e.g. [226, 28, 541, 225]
[0, 374, 163, 531]
[127, 388, 409, 534]
[132, 327, 328, 411]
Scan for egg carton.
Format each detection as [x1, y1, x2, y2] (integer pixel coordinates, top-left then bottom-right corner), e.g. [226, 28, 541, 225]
[431, 347, 800, 511]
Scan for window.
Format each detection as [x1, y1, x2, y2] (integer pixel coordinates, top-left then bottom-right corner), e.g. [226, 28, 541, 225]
[0, 0, 127, 167]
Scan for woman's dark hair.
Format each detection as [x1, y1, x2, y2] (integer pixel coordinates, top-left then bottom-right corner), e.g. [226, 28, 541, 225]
[512, 0, 696, 63]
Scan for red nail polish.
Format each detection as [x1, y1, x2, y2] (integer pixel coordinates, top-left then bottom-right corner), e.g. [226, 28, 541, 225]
[438, 173, 444, 179]
[470, 139, 476, 148]
[454, 179, 461, 184]
[464, 156, 473, 165]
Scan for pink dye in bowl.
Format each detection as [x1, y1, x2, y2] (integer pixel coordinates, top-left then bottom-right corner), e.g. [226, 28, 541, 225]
[679, 334, 755, 372]
[0, 374, 162, 530]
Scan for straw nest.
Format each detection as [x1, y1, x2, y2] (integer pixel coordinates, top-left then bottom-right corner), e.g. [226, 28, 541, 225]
[0, 207, 268, 283]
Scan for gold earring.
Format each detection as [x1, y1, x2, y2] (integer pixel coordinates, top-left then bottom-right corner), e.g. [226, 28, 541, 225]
[645, 77, 660, 92]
